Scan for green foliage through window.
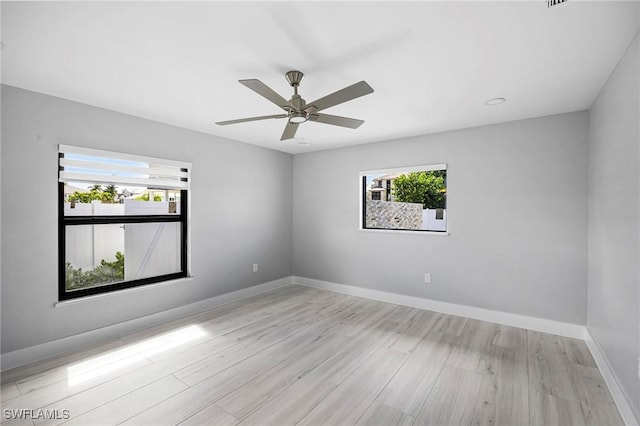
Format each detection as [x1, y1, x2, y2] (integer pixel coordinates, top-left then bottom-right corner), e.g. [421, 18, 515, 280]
[68, 184, 117, 204]
[65, 251, 125, 291]
[134, 193, 162, 202]
[392, 171, 446, 209]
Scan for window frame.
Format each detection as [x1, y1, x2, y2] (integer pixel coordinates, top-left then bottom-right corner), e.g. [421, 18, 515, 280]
[359, 163, 448, 235]
[58, 147, 190, 301]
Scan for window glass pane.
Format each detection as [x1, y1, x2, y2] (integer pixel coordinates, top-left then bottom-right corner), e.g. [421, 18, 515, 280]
[65, 224, 125, 291]
[65, 222, 182, 291]
[63, 183, 181, 216]
[363, 168, 447, 232]
[123, 222, 182, 281]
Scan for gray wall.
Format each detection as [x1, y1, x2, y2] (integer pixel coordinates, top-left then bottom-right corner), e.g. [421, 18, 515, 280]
[293, 112, 588, 325]
[587, 31, 640, 418]
[1, 85, 293, 354]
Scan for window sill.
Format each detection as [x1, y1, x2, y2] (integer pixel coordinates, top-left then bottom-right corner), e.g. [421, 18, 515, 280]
[54, 276, 195, 307]
[359, 228, 449, 236]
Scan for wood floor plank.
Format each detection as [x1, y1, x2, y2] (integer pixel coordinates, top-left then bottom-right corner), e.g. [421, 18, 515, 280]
[472, 376, 529, 426]
[1, 383, 21, 402]
[178, 404, 239, 426]
[120, 364, 263, 426]
[446, 318, 502, 374]
[387, 310, 441, 353]
[144, 299, 329, 367]
[305, 319, 405, 386]
[488, 325, 529, 390]
[528, 331, 624, 425]
[196, 285, 311, 319]
[172, 295, 362, 387]
[413, 365, 484, 426]
[233, 304, 415, 425]
[432, 313, 468, 336]
[237, 374, 338, 426]
[486, 331, 528, 384]
[355, 402, 415, 426]
[579, 400, 625, 426]
[298, 347, 409, 426]
[194, 288, 329, 333]
[216, 331, 351, 420]
[122, 286, 318, 352]
[29, 360, 182, 426]
[529, 390, 587, 426]
[136, 301, 309, 361]
[305, 289, 353, 306]
[382, 305, 420, 325]
[569, 363, 625, 425]
[217, 300, 407, 421]
[376, 331, 453, 417]
[2, 338, 127, 388]
[172, 303, 325, 385]
[57, 375, 187, 426]
[570, 363, 617, 406]
[490, 323, 528, 351]
[528, 331, 581, 402]
[0, 357, 151, 419]
[560, 337, 598, 368]
[1, 416, 34, 426]
[337, 302, 400, 339]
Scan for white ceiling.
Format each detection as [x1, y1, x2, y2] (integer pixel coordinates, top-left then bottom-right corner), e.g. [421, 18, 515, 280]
[2, 1, 638, 154]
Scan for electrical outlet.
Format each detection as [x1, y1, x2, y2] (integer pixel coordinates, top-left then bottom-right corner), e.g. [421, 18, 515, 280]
[424, 273, 431, 284]
[253, 264, 258, 273]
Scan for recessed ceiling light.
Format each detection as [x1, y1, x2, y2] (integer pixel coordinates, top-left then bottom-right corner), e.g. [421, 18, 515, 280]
[485, 97, 506, 106]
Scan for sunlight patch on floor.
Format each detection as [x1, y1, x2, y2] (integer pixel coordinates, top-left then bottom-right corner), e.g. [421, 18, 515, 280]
[67, 324, 207, 386]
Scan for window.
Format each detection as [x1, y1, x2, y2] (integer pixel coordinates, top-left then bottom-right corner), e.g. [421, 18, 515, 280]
[58, 145, 190, 300]
[360, 164, 447, 233]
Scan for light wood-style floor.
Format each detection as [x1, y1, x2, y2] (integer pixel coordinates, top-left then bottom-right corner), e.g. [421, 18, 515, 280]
[1, 285, 623, 426]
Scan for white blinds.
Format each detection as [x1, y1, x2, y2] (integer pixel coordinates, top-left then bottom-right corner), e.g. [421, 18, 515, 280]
[59, 145, 190, 190]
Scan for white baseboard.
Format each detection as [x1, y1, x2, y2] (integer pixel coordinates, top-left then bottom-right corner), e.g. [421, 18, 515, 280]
[292, 276, 585, 339]
[1, 277, 292, 371]
[584, 329, 640, 426]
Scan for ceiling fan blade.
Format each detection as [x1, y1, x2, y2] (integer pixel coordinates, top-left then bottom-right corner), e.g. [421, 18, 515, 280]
[304, 81, 373, 112]
[215, 114, 287, 126]
[308, 113, 364, 129]
[239, 79, 291, 110]
[281, 122, 299, 140]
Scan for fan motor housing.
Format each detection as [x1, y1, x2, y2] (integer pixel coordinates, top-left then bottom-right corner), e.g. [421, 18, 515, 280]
[289, 94, 306, 111]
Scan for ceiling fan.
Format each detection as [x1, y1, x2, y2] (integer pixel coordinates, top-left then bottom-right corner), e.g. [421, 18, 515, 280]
[215, 71, 374, 140]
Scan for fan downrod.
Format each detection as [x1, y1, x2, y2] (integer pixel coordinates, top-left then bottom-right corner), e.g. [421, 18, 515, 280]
[285, 70, 306, 112]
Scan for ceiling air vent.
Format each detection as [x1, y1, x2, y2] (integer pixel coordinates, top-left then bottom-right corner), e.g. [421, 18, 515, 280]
[547, 0, 567, 7]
